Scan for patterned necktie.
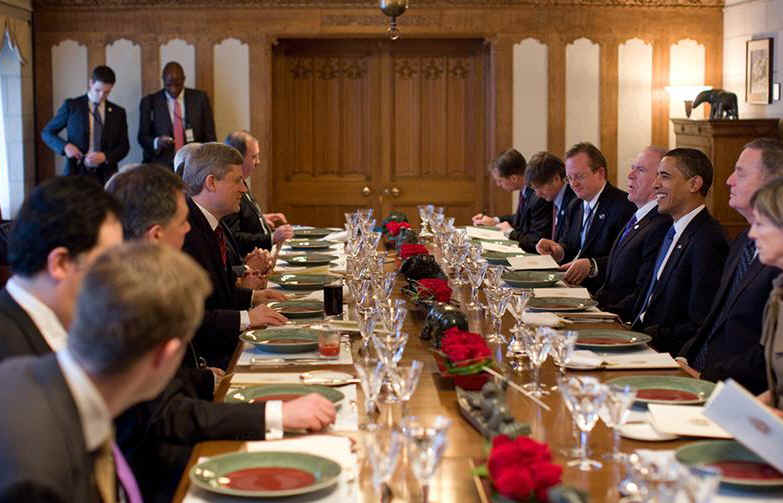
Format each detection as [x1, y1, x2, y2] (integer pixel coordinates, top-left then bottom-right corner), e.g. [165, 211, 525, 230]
[617, 215, 638, 246]
[215, 225, 227, 267]
[91, 103, 103, 153]
[173, 99, 185, 151]
[634, 225, 676, 325]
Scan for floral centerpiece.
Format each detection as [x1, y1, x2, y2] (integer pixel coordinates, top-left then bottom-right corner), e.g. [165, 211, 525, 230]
[385, 220, 411, 236]
[399, 243, 430, 260]
[432, 327, 492, 390]
[413, 278, 452, 303]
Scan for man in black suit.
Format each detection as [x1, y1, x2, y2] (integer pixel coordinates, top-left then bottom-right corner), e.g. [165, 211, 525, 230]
[0, 243, 210, 502]
[631, 148, 729, 355]
[525, 151, 577, 243]
[223, 130, 293, 254]
[0, 177, 123, 361]
[138, 61, 217, 167]
[181, 143, 288, 368]
[42, 65, 129, 185]
[536, 143, 636, 292]
[595, 147, 672, 321]
[107, 164, 337, 502]
[471, 148, 553, 252]
[679, 138, 783, 393]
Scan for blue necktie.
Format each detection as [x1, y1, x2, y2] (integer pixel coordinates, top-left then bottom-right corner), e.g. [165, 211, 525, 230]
[692, 238, 756, 370]
[580, 204, 594, 248]
[617, 215, 637, 246]
[635, 225, 676, 324]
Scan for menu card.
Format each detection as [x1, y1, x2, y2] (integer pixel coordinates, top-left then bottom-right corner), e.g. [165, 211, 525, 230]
[507, 255, 560, 271]
[648, 404, 732, 439]
[464, 226, 507, 240]
[703, 379, 783, 473]
[480, 241, 524, 254]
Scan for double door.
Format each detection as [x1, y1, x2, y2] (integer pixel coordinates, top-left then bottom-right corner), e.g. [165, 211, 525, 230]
[270, 38, 489, 227]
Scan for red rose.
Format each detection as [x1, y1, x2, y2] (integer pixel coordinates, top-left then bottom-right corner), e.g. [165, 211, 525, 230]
[417, 278, 452, 303]
[400, 244, 430, 259]
[493, 466, 534, 500]
[444, 344, 471, 362]
[530, 461, 562, 493]
[385, 221, 410, 236]
[488, 434, 562, 501]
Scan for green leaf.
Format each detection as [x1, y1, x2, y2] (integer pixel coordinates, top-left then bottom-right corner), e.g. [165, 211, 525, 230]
[472, 463, 489, 478]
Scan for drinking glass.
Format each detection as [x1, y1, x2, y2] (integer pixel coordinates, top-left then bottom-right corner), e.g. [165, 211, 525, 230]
[506, 325, 530, 373]
[379, 298, 407, 333]
[522, 327, 553, 397]
[372, 331, 409, 368]
[508, 290, 531, 336]
[373, 271, 398, 301]
[465, 260, 489, 313]
[550, 330, 578, 389]
[484, 287, 513, 344]
[354, 356, 386, 426]
[598, 383, 637, 462]
[356, 308, 378, 351]
[558, 376, 608, 471]
[400, 415, 452, 503]
[484, 265, 505, 291]
[682, 465, 722, 503]
[363, 424, 403, 499]
[390, 360, 423, 415]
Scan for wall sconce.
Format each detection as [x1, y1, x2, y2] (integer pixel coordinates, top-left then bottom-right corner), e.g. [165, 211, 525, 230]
[665, 85, 712, 118]
[380, 0, 409, 40]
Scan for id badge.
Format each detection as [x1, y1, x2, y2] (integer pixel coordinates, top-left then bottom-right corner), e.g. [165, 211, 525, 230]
[185, 128, 195, 143]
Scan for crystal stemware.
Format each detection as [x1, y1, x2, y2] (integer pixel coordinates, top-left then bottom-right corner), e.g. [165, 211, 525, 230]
[363, 424, 403, 499]
[390, 360, 423, 415]
[484, 265, 505, 291]
[682, 465, 722, 503]
[354, 356, 386, 426]
[372, 331, 409, 369]
[400, 415, 452, 503]
[598, 383, 637, 462]
[558, 376, 608, 471]
[507, 290, 531, 336]
[356, 308, 378, 351]
[483, 286, 513, 344]
[550, 330, 578, 390]
[522, 327, 553, 397]
[465, 260, 489, 313]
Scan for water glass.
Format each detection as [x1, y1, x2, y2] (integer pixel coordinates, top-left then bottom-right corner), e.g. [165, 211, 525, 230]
[558, 376, 608, 471]
[598, 383, 637, 461]
[466, 260, 489, 313]
[522, 327, 553, 397]
[400, 415, 452, 503]
[363, 424, 404, 498]
[484, 286, 512, 344]
[390, 360, 423, 414]
[550, 330, 578, 379]
[354, 356, 386, 426]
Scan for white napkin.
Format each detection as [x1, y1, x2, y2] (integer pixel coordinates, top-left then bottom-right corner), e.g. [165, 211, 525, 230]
[648, 404, 732, 439]
[567, 350, 605, 368]
[331, 384, 359, 432]
[464, 226, 507, 240]
[231, 373, 302, 385]
[480, 241, 524, 254]
[533, 287, 590, 298]
[521, 311, 567, 327]
[184, 435, 357, 503]
[567, 349, 674, 369]
[507, 255, 560, 271]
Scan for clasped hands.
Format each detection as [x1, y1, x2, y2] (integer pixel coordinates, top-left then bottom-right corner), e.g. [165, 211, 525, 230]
[64, 143, 105, 167]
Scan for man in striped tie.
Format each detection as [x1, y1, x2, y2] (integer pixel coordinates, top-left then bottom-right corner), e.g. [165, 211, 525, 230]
[679, 138, 783, 392]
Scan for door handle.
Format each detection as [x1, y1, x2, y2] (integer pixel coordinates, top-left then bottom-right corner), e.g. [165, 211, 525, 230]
[361, 186, 372, 197]
[390, 187, 401, 198]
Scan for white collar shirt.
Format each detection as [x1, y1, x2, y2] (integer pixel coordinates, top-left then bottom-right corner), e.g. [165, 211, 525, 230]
[193, 199, 219, 231]
[165, 91, 186, 128]
[5, 276, 68, 351]
[635, 200, 658, 222]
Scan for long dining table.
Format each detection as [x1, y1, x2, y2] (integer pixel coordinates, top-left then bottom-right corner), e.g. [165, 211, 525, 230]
[171, 267, 709, 503]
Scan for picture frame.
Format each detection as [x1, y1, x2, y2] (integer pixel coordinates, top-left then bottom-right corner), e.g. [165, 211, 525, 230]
[746, 38, 773, 104]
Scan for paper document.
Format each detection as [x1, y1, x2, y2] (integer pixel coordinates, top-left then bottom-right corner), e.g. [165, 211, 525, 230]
[703, 379, 783, 474]
[464, 226, 507, 240]
[507, 255, 560, 270]
[480, 241, 524, 254]
[648, 404, 732, 439]
[567, 350, 675, 370]
[533, 287, 590, 298]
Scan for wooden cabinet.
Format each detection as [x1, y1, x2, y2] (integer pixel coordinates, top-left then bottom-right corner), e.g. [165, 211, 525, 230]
[671, 118, 780, 239]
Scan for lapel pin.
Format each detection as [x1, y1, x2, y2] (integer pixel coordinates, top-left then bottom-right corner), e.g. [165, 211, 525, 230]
[633, 225, 639, 230]
[108, 106, 112, 112]
[677, 244, 682, 249]
[598, 213, 606, 220]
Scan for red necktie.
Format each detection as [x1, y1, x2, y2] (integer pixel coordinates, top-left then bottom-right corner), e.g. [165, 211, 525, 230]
[215, 225, 227, 267]
[173, 99, 185, 151]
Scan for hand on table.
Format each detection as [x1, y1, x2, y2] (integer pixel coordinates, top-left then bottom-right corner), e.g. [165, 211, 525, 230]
[248, 304, 288, 327]
[239, 270, 267, 290]
[253, 288, 288, 304]
[471, 214, 497, 226]
[496, 221, 513, 232]
[536, 239, 565, 262]
[282, 393, 337, 431]
[560, 258, 591, 285]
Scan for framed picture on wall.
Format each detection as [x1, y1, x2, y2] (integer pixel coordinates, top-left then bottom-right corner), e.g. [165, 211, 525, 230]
[746, 38, 773, 104]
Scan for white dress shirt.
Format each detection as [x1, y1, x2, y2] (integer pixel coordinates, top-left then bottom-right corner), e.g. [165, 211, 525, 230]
[654, 204, 705, 282]
[634, 199, 658, 223]
[5, 276, 68, 351]
[56, 348, 112, 450]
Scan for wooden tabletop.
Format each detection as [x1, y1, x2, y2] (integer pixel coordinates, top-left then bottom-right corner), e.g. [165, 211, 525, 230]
[172, 282, 693, 502]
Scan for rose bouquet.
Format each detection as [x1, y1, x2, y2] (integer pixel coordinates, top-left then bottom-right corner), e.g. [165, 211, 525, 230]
[486, 435, 562, 502]
[399, 243, 430, 260]
[430, 327, 493, 390]
[414, 278, 453, 303]
[384, 220, 411, 236]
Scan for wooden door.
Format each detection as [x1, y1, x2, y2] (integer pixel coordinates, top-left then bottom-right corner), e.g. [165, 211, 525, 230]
[271, 39, 488, 228]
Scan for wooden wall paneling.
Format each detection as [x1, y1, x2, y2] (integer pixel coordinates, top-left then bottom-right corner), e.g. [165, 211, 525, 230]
[313, 57, 342, 176]
[547, 35, 566, 159]
[34, 34, 54, 182]
[392, 53, 420, 179]
[599, 37, 619, 184]
[140, 34, 160, 95]
[445, 56, 467, 179]
[195, 37, 214, 104]
[291, 54, 314, 179]
[269, 40, 288, 214]
[651, 39, 671, 150]
[378, 42, 392, 218]
[421, 56, 448, 177]
[248, 36, 273, 208]
[86, 35, 106, 75]
[488, 36, 513, 216]
[340, 56, 365, 177]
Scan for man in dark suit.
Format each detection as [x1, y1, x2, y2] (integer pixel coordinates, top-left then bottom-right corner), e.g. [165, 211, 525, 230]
[536, 143, 636, 292]
[679, 138, 783, 393]
[42, 65, 129, 185]
[595, 147, 672, 321]
[0, 243, 210, 502]
[631, 148, 729, 355]
[525, 151, 577, 243]
[138, 61, 217, 167]
[107, 164, 337, 502]
[471, 148, 553, 252]
[181, 143, 288, 368]
[223, 130, 293, 254]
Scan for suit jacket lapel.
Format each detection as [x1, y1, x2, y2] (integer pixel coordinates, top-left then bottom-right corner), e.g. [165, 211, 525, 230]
[156, 91, 174, 136]
[78, 96, 90, 149]
[654, 211, 705, 295]
[0, 290, 52, 356]
[184, 89, 195, 130]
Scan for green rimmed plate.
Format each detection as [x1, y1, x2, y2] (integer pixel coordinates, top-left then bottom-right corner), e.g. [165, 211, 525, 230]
[240, 328, 319, 353]
[575, 329, 652, 349]
[269, 300, 324, 319]
[287, 239, 335, 250]
[190, 450, 342, 497]
[676, 440, 783, 488]
[269, 273, 336, 290]
[606, 375, 716, 405]
[483, 250, 525, 265]
[527, 296, 597, 312]
[225, 384, 345, 404]
[293, 228, 333, 239]
[502, 270, 564, 288]
[471, 238, 519, 247]
[279, 253, 339, 267]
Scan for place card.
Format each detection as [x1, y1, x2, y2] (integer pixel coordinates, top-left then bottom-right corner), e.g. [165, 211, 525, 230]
[521, 311, 568, 327]
[648, 404, 732, 439]
[704, 379, 783, 473]
[507, 255, 560, 270]
[464, 226, 507, 240]
[533, 287, 590, 298]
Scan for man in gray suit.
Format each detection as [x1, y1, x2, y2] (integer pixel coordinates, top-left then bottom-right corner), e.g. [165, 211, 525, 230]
[0, 243, 212, 502]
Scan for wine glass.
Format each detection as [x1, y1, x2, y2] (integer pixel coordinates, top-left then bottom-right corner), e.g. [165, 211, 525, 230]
[521, 327, 553, 397]
[379, 298, 407, 333]
[598, 383, 637, 462]
[550, 330, 578, 382]
[354, 356, 386, 426]
[400, 415, 452, 503]
[373, 271, 398, 301]
[682, 465, 722, 503]
[465, 260, 489, 313]
[356, 308, 378, 351]
[363, 424, 403, 499]
[390, 360, 423, 415]
[506, 325, 530, 374]
[372, 331, 409, 369]
[484, 265, 505, 291]
[508, 290, 531, 336]
[558, 376, 608, 471]
[484, 286, 513, 344]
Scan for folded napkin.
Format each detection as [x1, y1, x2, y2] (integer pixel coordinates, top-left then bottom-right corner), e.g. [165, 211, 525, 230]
[521, 311, 567, 327]
[184, 435, 358, 503]
[648, 404, 732, 439]
[231, 372, 303, 385]
[507, 255, 560, 270]
[567, 350, 675, 369]
[480, 241, 524, 254]
[464, 226, 507, 240]
[533, 287, 590, 299]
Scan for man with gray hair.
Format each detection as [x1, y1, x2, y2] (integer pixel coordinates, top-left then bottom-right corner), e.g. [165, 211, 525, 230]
[182, 142, 288, 368]
[0, 242, 211, 502]
[680, 137, 783, 392]
[174, 141, 201, 178]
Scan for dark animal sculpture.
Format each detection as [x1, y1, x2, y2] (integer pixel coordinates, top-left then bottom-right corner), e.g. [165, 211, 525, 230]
[692, 89, 739, 120]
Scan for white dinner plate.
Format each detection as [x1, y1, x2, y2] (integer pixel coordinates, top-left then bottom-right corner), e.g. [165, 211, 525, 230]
[619, 421, 678, 442]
